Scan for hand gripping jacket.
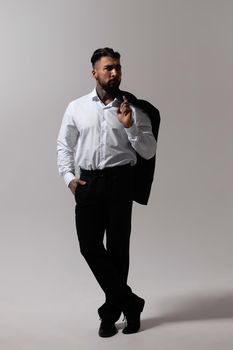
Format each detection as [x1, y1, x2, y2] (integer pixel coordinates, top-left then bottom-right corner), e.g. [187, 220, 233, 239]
[120, 90, 161, 205]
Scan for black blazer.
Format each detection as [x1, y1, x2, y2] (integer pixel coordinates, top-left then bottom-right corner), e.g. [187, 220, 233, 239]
[120, 90, 161, 205]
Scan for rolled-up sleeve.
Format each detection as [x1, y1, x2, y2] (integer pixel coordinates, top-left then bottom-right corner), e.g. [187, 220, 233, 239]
[124, 106, 157, 160]
[57, 103, 79, 186]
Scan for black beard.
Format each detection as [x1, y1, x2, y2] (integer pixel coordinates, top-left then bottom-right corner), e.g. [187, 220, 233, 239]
[98, 79, 121, 97]
[104, 85, 120, 96]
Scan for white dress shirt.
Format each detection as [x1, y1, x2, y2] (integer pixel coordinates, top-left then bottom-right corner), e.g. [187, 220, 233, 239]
[57, 88, 157, 186]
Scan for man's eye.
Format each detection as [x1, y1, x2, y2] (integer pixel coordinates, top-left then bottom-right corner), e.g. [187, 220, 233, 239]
[104, 65, 121, 71]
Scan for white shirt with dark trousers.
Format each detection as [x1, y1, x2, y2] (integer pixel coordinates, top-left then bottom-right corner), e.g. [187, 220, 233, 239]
[57, 88, 156, 186]
[56, 88, 156, 323]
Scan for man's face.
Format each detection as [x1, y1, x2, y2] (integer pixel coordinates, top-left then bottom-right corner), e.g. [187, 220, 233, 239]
[92, 56, 122, 93]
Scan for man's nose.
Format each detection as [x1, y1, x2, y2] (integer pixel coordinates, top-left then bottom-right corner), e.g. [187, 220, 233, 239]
[111, 68, 117, 77]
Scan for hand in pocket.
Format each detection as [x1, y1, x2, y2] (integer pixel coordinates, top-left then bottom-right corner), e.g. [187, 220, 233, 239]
[68, 178, 86, 195]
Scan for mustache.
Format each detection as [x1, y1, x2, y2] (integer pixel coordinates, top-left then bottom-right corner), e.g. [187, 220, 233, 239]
[109, 78, 120, 83]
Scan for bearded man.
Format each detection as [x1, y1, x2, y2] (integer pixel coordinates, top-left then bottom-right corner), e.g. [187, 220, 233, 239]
[57, 47, 157, 337]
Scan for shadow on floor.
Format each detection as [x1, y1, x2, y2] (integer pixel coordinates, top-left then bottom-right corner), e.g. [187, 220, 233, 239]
[141, 290, 233, 331]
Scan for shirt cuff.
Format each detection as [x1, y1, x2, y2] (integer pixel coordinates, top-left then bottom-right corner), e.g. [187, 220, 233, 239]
[64, 172, 76, 187]
[124, 122, 139, 139]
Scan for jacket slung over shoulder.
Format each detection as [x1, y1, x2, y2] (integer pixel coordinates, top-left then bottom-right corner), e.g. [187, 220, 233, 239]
[120, 90, 161, 205]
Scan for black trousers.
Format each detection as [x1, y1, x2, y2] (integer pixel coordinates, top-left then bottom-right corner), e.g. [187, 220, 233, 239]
[75, 164, 137, 321]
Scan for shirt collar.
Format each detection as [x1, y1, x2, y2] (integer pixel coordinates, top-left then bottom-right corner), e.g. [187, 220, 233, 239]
[91, 87, 122, 107]
[91, 88, 99, 101]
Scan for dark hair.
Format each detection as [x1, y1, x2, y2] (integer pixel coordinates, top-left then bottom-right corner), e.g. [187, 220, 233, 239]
[91, 47, 121, 67]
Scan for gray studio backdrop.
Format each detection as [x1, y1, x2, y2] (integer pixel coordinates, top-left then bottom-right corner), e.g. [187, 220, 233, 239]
[1, 0, 232, 345]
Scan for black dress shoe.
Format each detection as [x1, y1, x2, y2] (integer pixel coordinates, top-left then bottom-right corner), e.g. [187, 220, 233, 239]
[98, 320, 117, 337]
[122, 296, 145, 334]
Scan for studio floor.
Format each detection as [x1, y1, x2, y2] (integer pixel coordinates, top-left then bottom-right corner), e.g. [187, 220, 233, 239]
[1, 285, 232, 350]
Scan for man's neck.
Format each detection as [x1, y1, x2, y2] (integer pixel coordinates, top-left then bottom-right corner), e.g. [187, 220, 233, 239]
[96, 85, 119, 105]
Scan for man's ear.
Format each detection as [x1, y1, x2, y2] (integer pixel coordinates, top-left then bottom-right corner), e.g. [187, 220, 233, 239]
[92, 69, 97, 80]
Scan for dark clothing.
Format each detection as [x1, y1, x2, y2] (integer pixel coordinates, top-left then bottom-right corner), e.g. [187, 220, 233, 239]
[74, 94, 160, 321]
[75, 164, 136, 321]
[120, 91, 161, 205]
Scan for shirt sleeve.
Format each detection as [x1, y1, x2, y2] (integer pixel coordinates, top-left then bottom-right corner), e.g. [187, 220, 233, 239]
[57, 103, 79, 186]
[124, 106, 157, 160]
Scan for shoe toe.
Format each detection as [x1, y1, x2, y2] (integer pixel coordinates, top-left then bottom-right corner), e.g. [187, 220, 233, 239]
[98, 321, 117, 337]
[122, 322, 140, 334]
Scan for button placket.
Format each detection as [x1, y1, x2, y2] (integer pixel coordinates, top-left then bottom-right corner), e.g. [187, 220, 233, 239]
[99, 107, 107, 166]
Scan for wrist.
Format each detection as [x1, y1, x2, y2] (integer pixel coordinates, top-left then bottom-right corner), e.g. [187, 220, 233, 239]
[124, 119, 134, 128]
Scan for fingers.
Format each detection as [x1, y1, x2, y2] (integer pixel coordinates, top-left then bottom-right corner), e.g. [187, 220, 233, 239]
[120, 96, 131, 115]
[122, 95, 129, 107]
[69, 178, 86, 195]
[78, 179, 86, 185]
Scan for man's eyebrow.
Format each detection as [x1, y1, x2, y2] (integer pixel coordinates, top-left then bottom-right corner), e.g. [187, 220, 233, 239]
[104, 64, 121, 69]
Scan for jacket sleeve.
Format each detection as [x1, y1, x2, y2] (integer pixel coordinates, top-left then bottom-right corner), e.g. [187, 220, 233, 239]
[57, 103, 79, 186]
